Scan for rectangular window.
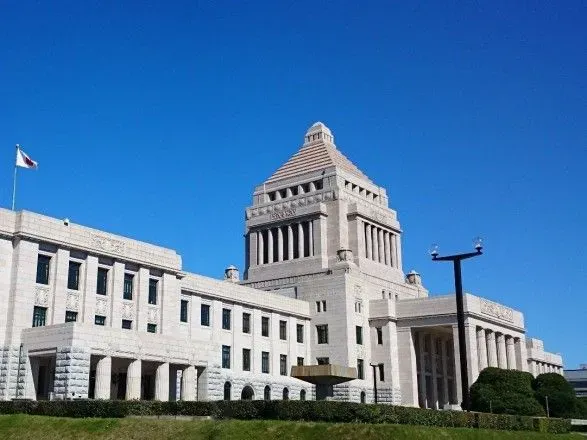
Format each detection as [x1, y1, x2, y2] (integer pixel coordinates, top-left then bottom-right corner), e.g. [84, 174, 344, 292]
[279, 320, 287, 340]
[36, 255, 51, 285]
[377, 327, 383, 345]
[322, 300, 326, 312]
[316, 301, 321, 312]
[242, 313, 251, 333]
[261, 351, 270, 373]
[316, 324, 329, 344]
[261, 317, 269, 337]
[147, 323, 157, 333]
[379, 364, 385, 382]
[242, 348, 251, 371]
[32, 306, 47, 327]
[95, 315, 106, 326]
[65, 311, 77, 323]
[317, 357, 329, 365]
[122, 319, 132, 330]
[67, 261, 81, 290]
[96, 268, 108, 295]
[357, 359, 364, 380]
[180, 299, 189, 323]
[148, 279, 158, 305]
[297, 357, 304, 366]
[222, 308, 231, 330]
[201, 304, 210, 326]
[123, 273, 134, 300]
[280, 354, 288, 376]
[222, 345, 231, 369]
[296, 324, 304, 343]
[356, 326, 363, 345]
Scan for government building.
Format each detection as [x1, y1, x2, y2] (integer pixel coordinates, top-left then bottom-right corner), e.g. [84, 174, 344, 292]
[0, 122, 563, 409]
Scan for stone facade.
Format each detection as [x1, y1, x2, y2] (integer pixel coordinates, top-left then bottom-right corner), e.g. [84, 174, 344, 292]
[0, 122, 563, 408]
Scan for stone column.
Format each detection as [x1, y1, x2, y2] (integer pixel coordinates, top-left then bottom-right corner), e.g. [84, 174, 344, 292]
[417, 331, 426, 408]
[126, 359, 142, 400]
[430, 335, 439, 409]
[514, 337, 529, 372]
[528, 360, 536, 376]
[441, 338, 449, 408]
[477, 328, 488, 371]
[53, 346, 91, 400]
[277, 227, 284, 262]
[258, 231, 264, 265]
[309, 220, 314, 256]
[94, 356, 111, 399]
[155, 362, 170, 401]
[365, 224, 372, 259]
[298, 222, 304, 258]
[181, 365, 196, 401]
[394, 234, 403, 270]
[497, 334, 507, 369]
[506, 337, 516, 370]
[267, 228, 274, 263]
[487, 331, 498, 367]
[378, 229, 385, 263]
[384, 232, 391, 266]
[287, 225, 294, 260]
[372, 227, 379, 262]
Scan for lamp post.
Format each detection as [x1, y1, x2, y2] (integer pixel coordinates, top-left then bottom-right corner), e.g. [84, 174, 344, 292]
[431, 238, 483, 411]
[370, 363, 378, 404]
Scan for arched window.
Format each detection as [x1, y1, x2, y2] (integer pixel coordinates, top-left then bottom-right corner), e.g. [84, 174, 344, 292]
[283, 387, 289, 400]
[241, 385, 254, 400]
[264, 385, 271, 401]
[300, 389, 306, 401]
[360, 391, 366, 404]
[223, 381, 232, 401]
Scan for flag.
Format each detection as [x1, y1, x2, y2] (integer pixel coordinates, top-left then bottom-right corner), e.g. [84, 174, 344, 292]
[15, 146, 38, 169]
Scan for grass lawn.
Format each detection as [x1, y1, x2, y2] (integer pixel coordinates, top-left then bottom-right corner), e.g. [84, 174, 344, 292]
[0, 414, 582, 440]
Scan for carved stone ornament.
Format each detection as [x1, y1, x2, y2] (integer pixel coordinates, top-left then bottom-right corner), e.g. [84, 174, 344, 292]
[480, 299, 514, 323]
[34, 286, 50, 307]
[337, 249, 354, 262]
[354, 284, 363, 296]
[66, 293, 80, 311]
[91, 234, 125, 255]
[147, 307, 158, 324]
[95, 298, 108, 315]
[121, 302, 134, 320]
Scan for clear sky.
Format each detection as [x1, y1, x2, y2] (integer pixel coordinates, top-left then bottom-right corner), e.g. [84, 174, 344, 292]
[1, 1, 585, 368]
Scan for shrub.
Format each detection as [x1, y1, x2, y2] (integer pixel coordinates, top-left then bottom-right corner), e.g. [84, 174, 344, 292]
[470, 368, 545, 416]
[533, 373, 579, 419]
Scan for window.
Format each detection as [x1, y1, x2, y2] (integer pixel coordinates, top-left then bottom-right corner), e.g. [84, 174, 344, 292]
[148, 279, 158, 305]
[242, 348, 251, 371]
[65, 311, 77, 323]
[357, 359, 364, 380]
[32, 306, 46, 327]
[316, 301, 321, 312]
[280, 354, 287, 376]
[317, 357, 329, 365]
[264, 385, 271, 400]
[223, 381, 231, 401]
[201, 304, 210, 326]
[379, 364, 385, 382]
[279, 320, 287, 340]
[296, 324, 304, 343]
[222, 345, 231, 369]
[356, 326, 363, 345]
[122, 319, 132, 330]
[123, 273, 134, 300]
[67, 261, 81, 290]
[377, 327, 383, 345]
[222, 308, 231, 330]
[180, 299, 189, 323]
[261, 351, 270, 373]
[96, 268, 108, 295]
[282, 387, 289, 400]
[261, 317, 269, 337]
[36, 255, 51, 285]
[355, 301, 362, 313]
[297, 357, 304, 366]
[322, 300, 327, 312]
[242, 313, 251, 333]
[300, 389, 306, 401]
[95, 315, 106, 326]
[316, 324, 329, 344]
[147, 323, 157, 333]
[360, 391, 366, 403]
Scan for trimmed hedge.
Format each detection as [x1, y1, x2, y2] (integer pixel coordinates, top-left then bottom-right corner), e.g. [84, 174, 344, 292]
[0, 399, 572, 433]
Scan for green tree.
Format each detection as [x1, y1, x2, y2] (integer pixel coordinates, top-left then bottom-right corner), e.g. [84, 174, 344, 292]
[533, 373, 578, 418]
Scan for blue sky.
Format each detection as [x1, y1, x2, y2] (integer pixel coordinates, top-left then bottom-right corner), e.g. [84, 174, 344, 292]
[1, 1, 585, 367]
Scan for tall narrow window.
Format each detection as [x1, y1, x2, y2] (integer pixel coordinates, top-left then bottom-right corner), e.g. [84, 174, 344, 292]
[65, 311, 77, 323]
[242, 313, 251, 333]
[283, 387, 289, 400]
[264, 385, 271, 400]
[242, 348, 251, 371]
[32, 306, 47, 327]
[96, 268, 108, 295]
[36, 255, 51, 285]
[222, 345, 231, 369]
[297, 357, 304, 366]
[316, 301, 321, 312]
[279, 320, 287, 340]
[224, 381, 231, 401]
[300, 389, 306, 401]
[201, 304, 210, 326]
[379, 364, 385, 382]
[356, 326, 363, 345]
[316, 324, 329, 344]
[322, 301, 326, 312]
[261, 317, 269, 337]
[296, 324, 304, 343]
[123, 273, 134, 300]
[67, 261, 81, 290]
[280, 354, 288, 376]
[180, 299, 189, 323]
[377, 327, 383, 345]
[148, 279, 158, 305]
[357, 359, 364, 380]
[222, 308, 231, 330]
[261, 351, 270, 373]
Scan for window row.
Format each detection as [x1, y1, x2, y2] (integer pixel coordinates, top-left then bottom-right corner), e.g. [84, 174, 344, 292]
[267, 179, 323, 202]
[223, 382, 303, 401]
[222, 346, 303, 375]
[344, 180, 380, 203]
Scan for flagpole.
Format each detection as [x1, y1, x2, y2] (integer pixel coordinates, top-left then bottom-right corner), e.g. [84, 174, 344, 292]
[12, 165, 17, 211]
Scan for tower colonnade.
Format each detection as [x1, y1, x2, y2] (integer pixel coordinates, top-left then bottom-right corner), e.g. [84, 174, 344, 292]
[256, 219, 315, 265]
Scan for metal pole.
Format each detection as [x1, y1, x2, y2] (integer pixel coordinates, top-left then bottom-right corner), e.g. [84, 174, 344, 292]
[371, 364, 378, 404]
[12, 165, 17, 211]
[545, 395, 549, 417]
[453, 258, 470, 411]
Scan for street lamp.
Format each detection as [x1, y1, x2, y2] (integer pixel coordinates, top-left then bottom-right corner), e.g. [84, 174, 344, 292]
[370, 363, 381, 404]
[431, 237, 483, 411]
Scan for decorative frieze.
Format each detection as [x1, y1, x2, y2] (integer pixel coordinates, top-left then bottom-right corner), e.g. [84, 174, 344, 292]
[121, 302, 134, 320]
[66, 292, 80, 311]
[95, 298, 108, 316]
[34, 286, 50, 307]
[147, 307, 159, 324]
[480, 299, 514, 323]
[90, 234, 125, 255]
[247, 190, 335, 219]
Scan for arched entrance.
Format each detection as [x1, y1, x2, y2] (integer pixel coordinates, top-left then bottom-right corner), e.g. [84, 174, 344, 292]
[224, 381, 232, 400]
[241, 385, 254, 400]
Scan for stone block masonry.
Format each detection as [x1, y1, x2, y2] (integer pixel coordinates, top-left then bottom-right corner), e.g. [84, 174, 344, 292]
[53, 346, 91, 400]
